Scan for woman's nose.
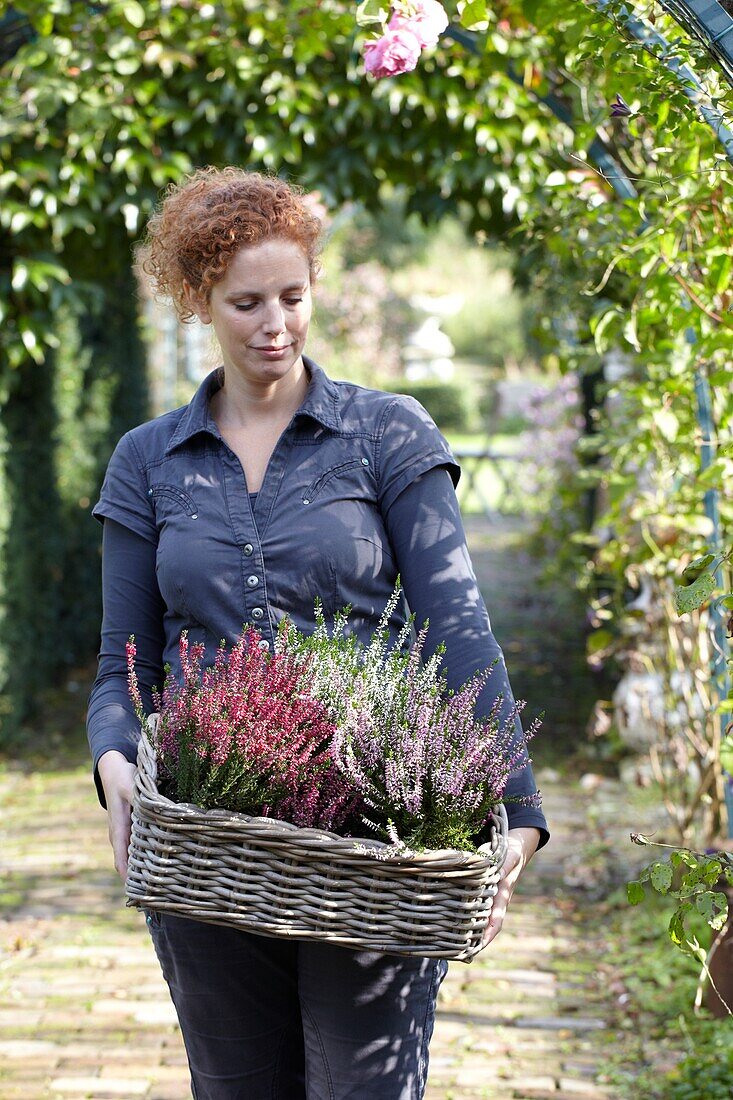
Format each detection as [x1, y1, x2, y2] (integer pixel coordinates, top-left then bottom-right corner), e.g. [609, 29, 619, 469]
[263, 303, 286, 334]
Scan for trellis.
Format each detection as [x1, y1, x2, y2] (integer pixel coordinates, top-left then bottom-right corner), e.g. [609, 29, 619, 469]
[661, 0, 733, 87]
[591, 0, 733, 838]
[451, 0, 733, 836]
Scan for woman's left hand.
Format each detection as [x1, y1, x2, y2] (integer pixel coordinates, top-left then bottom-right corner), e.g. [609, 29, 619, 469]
[481, 827, 541, 949]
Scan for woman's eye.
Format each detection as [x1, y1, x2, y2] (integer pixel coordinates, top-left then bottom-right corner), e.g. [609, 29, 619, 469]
[284, 298, 303, 306]
[234, 303, 256, 312]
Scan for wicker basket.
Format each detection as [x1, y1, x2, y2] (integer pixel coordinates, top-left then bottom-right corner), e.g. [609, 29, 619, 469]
[125, 715, 509, 962]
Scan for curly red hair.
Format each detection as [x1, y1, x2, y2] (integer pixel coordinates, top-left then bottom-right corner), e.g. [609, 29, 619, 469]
[136, 167, 324, 323]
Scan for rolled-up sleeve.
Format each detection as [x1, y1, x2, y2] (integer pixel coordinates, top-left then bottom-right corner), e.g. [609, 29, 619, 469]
[376, 396, 461, 517]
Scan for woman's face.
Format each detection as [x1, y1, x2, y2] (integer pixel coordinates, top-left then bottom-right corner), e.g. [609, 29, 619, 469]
[189, 237, 313, 386]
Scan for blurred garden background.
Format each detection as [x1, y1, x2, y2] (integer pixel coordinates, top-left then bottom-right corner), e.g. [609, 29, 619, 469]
[1, 1, 732, 1097]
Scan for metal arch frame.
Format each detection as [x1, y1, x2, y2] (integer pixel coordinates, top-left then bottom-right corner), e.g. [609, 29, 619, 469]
[593, 0, 733, 163]
[659, 0, 733, 89]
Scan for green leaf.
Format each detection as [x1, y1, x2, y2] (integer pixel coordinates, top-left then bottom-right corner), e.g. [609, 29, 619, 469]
[695, 888, 721, 924]
[461, 0, 489, 29]
[587, 629, 614, 656]
[710, 253, 732, 296]
[674, 571, 716, 615]
[669, 908, 685, 945]
[37, 12, 54, 36]
[656, 100, 671, 127]
[680, 554, 716, 584]
[11, 262, 29, 292]
[121, 0, 146, 28]
[710, 893, 729, 931]
[114, 57, 141, 76]
[356, 0, 389, 26]
[650, 861, 673, 894]
[590, 308, 621, 353]
[627, 880, 645, 905]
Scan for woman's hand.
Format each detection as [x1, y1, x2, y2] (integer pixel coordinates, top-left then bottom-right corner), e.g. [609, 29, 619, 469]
[97, 750, 138, 883]
[481, 827, 541, 948]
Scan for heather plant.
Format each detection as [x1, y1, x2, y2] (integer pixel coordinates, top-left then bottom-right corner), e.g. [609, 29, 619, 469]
[128, 586, 541, 851]
[277, 585, 542, 851]
[126, 629, 359, 830]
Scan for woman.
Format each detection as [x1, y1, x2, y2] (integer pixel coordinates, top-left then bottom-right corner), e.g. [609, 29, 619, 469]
[87, 167, 549, 1100]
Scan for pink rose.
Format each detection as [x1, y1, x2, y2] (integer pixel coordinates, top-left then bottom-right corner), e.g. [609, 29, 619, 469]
[363, 27, 421, 79]
[389, 0, 449, 50]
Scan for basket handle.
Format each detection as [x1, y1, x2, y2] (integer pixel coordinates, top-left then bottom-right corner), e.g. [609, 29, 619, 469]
[133, 713, 160, 798]
[477, 803, 509, 865]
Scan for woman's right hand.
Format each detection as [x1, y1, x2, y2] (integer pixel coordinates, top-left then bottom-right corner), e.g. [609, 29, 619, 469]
[97, 750, 138, 882]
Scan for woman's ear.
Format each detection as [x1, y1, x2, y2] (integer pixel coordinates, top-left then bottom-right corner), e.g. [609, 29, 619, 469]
[183, 279, 212, 325]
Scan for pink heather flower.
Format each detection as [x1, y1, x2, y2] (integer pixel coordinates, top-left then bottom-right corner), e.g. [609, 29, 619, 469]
[389, 0, 449, 49]
[126, 637, 143, 723]
[363, 26, 421, 79]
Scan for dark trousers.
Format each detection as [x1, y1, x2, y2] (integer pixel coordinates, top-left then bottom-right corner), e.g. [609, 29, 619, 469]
[145, 911, 448, 1100]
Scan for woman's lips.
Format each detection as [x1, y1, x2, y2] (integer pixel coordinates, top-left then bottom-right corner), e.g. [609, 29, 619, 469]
[254, 345, 292, 358]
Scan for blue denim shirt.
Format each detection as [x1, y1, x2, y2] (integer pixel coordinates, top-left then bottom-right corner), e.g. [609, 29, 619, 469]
[93, 356, 460, 660]
[89, 357, 548, 844]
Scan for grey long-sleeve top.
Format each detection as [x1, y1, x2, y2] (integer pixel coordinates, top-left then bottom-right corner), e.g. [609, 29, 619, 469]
[87, 360, 548, 847]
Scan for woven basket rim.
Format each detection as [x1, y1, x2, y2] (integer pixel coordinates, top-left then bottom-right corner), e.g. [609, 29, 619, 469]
[135, 713, 509, 870]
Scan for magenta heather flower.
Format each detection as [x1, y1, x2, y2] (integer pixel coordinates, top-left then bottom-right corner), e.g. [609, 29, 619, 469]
[128, 628, 359, 831]
[389, 0, 449, 49]
[363, 26, 421, 79]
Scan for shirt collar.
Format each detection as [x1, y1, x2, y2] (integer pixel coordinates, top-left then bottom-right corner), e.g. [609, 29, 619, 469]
[164, 355, 342, 454]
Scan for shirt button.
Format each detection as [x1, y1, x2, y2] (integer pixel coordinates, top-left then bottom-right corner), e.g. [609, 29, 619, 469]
[257, 638, 270, 650]
[243, 544, 254, 556]
[252, 607, 264, 620]
[361, 458, 369, 466]
[247, 575, 259, 588]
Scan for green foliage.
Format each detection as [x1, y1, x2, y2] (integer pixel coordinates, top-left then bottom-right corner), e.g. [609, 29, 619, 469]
[2, 0, 545, 738]
[594, 876, 732, 1097]
[355, 0, 390, 28]
[672, 546, 733, 744]
[386, 377, 471, 431]
[673, 552, 727, 615]
[674, 570, 717, 615]
[391, 219, 530, 366]
[0, 347, 62, 732]
[1, 0, 732, 790]
[628, 842, 732, 957]
[654, 1036, 733, 1100]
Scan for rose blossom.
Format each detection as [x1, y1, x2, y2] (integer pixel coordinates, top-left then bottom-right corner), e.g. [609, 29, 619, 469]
[389, 0, 449, 50]
[363, 26, 421, 79]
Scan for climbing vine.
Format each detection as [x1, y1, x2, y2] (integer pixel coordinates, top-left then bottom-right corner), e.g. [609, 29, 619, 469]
[1, 1, 732, 851]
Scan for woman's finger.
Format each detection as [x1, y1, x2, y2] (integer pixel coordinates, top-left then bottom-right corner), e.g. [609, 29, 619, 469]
[107, 800, 132, 882]
[480, 830, 538, 948]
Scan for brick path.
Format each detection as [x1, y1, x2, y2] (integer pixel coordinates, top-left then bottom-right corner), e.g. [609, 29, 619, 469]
[0, 770, 635, 1099]
[1, 517, 647, 1099]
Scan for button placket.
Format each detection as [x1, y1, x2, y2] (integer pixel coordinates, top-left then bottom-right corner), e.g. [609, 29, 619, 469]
[219, 446, 272, 642]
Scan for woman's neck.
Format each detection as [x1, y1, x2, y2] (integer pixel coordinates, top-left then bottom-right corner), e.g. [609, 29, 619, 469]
[212, 359, 310, 430]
